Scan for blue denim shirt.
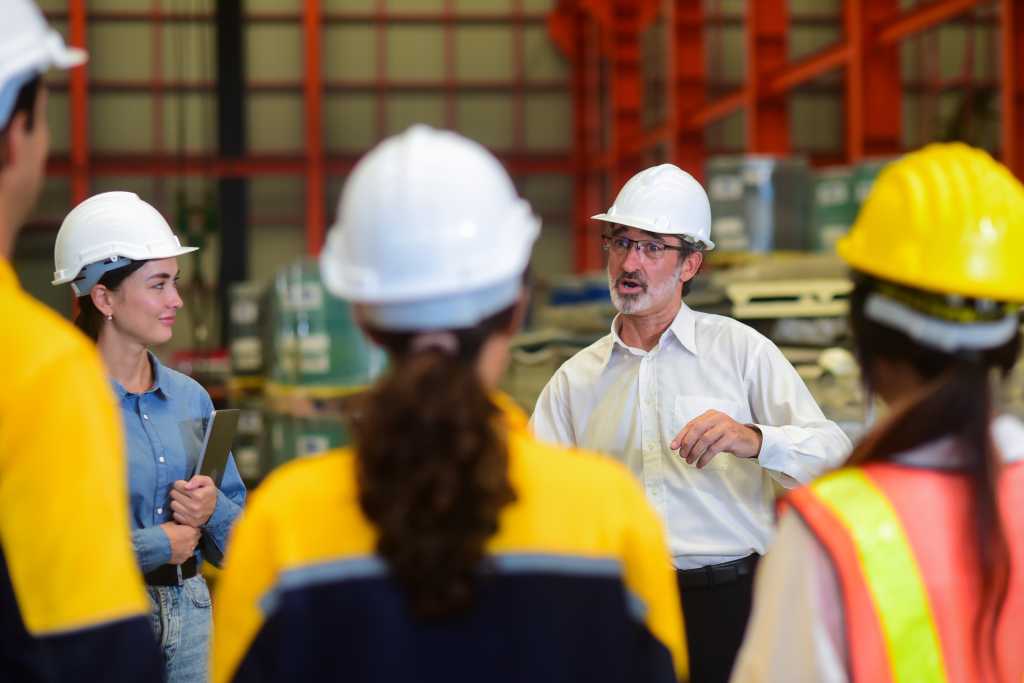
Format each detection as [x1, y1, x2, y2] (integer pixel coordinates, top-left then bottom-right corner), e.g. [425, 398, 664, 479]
[113, 353, 246, 574]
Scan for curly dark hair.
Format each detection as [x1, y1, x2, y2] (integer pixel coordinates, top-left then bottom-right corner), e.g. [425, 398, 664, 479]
[353, 303, 519, 619]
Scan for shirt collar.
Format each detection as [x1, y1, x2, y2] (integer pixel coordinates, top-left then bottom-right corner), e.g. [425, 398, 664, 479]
[668, 302, 699, 356]
[110, 351, 172, 399]
[601, 301, 699, 368]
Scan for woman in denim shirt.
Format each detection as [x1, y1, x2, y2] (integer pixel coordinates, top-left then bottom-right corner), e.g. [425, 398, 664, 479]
[52, 192, 246, 682]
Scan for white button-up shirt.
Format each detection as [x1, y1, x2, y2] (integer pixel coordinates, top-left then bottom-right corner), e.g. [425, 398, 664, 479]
[530, 303, 852, 569]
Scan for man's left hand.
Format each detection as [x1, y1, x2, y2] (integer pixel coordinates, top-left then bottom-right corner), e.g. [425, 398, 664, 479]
[170, 475, 218, 528]
[671, 410, 763, 468]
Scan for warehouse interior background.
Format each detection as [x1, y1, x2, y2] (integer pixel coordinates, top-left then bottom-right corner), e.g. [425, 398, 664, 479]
[14, 0, 1024, 485]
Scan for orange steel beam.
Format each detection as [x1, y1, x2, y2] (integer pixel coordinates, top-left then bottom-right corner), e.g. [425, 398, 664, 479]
[609, 0, 644, 189]
[877, 0, 984, 44]
[302, 0, 325, 255]
[746, 0, 789, 154]
[570, 10, 604, 272]
[845, 0, 902, 162]
[68, 0, 89, 204]
[1003, 0, 1024, 178]
[674, 0, 706, 182]
[684, 88, 746, 129]
[768, 42, 850, 95]
[46, 152, 572, 177]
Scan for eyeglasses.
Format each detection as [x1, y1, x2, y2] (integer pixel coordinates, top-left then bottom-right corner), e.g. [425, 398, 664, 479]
[601, 233, 688, 261]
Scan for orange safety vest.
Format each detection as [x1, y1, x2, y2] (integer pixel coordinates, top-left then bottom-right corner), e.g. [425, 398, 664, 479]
[784, 461, 1024, 682]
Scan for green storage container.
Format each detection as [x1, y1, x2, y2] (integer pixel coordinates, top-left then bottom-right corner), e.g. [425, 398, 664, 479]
[265, 411, 296, 470]
[853, 158, 894, 206]
[266, 258, 386, 393]
[809, 167, 857, 253]
[292, 414, 349, 457]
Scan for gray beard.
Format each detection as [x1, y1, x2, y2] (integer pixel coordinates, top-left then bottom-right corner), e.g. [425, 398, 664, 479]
[607, 263, 683, 314]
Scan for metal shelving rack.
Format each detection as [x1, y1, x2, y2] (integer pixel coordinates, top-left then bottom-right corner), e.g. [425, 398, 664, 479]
[549, 0, 1024, 272]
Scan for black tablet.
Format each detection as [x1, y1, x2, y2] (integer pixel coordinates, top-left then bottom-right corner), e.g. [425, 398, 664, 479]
[193, 409, 240, 487]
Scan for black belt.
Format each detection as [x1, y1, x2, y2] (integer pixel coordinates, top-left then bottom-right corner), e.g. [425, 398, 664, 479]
[145, 557, 197, 586]
[676, 554, 759, 590]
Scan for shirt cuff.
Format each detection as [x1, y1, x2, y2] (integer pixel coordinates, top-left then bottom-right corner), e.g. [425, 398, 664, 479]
[203, 490, 241, 542]
[752, 424, 801, 487]
[132, 526, 172, 574]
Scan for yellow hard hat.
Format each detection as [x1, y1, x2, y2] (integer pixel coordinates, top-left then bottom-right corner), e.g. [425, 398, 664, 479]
[837, 143, 1024, 303]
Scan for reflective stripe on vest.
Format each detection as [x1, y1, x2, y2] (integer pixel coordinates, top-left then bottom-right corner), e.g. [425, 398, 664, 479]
[807, 469, 947, 683]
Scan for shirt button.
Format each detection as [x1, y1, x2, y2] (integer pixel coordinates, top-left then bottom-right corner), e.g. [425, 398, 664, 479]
[158, 456, 165, 463]
[143, 414, 150, 420]
[156, 507, 163, 514]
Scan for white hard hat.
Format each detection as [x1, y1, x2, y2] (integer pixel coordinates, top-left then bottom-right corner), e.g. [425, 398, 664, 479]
[320, 125, 540, 331]
[0, 0, 87, 128]
[592, 163, 715, 249]
[52, 192, 198, 297]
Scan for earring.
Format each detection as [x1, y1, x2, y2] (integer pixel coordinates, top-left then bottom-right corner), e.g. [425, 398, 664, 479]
[105, 315, 113, 321]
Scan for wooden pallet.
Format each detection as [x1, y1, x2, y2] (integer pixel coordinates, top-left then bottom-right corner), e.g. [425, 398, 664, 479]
[725, 278, 852, 319]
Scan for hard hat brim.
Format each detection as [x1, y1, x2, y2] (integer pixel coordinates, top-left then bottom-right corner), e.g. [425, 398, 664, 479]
[51, 245, 198, 286]
[591, 212, 716, 250]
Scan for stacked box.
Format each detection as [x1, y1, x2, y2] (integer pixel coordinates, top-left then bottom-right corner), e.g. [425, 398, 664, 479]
[707, 156, 812, 252]
[809, 167, 858, 253]
[228, 281, 265, 378]
[231, 406, 265, 486]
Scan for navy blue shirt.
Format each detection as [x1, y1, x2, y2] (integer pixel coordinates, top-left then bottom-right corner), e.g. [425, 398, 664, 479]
[113, 353, 246, 573]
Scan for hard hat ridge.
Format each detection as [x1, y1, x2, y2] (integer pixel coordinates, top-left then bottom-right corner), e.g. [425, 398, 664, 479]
[592, 163, 715, 249]
[839, 142, 1024, 352]
[0, 0, 87, 128]
[52, 192, 198, 297]
[320, 125, 540, 331]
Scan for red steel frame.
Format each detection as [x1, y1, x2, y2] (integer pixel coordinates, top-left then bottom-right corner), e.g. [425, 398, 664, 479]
[303, 0, 325, 255]
[46, 1, 1024, 266]
[68, 0, 89, 205]
[1003, 0, 1024, 178]
[553, 0, 1022, 270]
[43, 5, 570, 253]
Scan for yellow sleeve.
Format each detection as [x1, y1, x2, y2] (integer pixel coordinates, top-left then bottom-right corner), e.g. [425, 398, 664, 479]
[617, 473, 688, 681]
[211, 481, 280, 683]
[0, 348, 148, 634]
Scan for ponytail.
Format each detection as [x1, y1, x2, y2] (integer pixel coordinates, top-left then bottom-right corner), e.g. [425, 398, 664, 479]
[849, 278, 1020, 676]
[353, 304, 519, 619]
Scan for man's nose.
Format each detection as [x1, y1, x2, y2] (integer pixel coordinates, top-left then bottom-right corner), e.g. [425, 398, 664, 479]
[622, 243, 645, 270]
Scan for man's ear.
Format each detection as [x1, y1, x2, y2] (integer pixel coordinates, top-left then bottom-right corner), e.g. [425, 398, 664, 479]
[680, 250, 703, 284]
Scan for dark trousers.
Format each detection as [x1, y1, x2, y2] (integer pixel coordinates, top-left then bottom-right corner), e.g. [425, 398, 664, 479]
[676, 565, 756, 683]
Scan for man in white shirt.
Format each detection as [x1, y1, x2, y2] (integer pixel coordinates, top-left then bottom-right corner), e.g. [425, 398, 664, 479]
[530, 163, 852, 683]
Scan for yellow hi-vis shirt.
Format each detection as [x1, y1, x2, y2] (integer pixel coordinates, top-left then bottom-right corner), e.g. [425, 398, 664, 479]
[213, 395, 687, 683]
[0, 259, 159, 678]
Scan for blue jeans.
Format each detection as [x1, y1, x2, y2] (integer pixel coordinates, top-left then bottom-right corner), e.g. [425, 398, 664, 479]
[147, 575, 212, 683]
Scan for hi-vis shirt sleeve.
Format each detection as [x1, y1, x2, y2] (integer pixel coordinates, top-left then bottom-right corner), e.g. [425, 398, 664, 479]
[0, 349, 159, 677]
[614, 468, 689, 681]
